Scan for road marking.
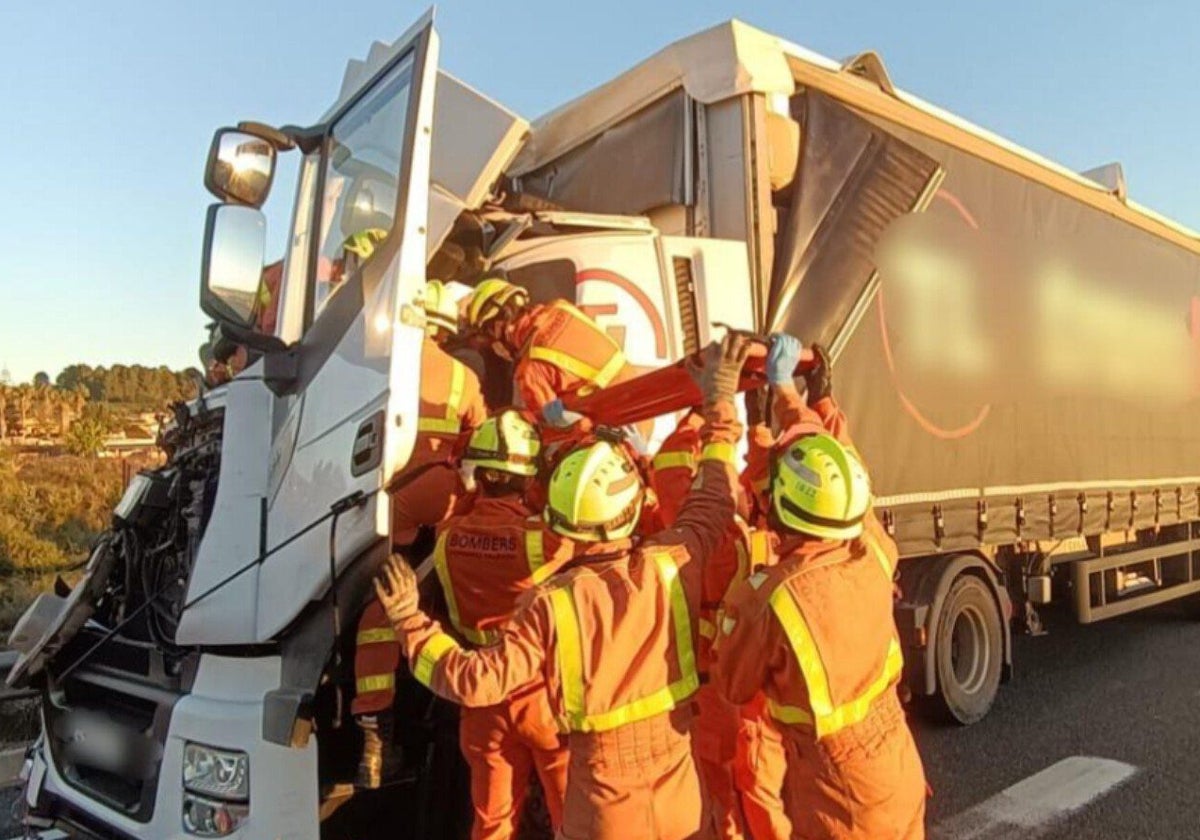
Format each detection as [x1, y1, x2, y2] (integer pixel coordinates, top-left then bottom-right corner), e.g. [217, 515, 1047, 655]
[930, 756, 1138, 839]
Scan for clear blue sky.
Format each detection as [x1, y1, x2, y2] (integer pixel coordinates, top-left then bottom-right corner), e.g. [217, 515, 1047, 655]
[1, 0, 1197, 383]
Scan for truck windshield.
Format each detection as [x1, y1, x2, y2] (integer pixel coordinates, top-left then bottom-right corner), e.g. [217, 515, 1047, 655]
[311, 53, 416, 319]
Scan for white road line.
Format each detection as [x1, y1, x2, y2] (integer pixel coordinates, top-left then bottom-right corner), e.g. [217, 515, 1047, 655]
[930, 756, 1138, 840]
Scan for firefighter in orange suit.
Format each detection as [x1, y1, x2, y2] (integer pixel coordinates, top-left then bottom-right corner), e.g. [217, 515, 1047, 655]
[712, 336, 927, 840]
[431, 410, 570, 839]
[372, 334, 752, 840]
[649, 409, 754, 840]
[463, 276, 638, 433]
[353, 279, 488, 788]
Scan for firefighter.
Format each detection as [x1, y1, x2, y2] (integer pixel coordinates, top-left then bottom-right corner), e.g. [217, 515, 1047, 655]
[731, 394, 792, 840]
[649, 409, 754, 840]
[372, 334, 751, 840]
[712, 336, 927, 840]
[462, 276, 637, 431]
[352, 278, 488, 789]
[430, 410, 570, 839]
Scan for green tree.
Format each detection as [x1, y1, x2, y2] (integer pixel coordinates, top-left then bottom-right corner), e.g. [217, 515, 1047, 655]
[33, 372, 50, 388]
[64, 418, 107, 457]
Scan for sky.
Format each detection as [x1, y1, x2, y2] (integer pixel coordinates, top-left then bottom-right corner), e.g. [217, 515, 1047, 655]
[1, 0, 1198, 384]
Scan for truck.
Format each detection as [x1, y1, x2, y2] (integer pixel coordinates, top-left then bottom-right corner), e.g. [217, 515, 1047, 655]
[7, 9, 1200, 839]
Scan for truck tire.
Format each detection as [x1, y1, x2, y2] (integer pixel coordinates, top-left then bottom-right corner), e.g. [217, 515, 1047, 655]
[930, 574, 1002, 724]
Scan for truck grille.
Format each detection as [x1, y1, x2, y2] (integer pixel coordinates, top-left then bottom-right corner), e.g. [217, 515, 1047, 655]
[44, 631, 184, 823]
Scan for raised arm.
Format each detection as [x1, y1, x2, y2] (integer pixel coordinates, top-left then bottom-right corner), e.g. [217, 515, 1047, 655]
[646, 335, 748, 567]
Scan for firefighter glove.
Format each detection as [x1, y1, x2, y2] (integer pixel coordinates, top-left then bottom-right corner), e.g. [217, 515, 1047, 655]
[374, 555, 419, 625]
[542, 398, 585, 429]
[803, 343, 833, 405]
[690, 332, 752, 407]
[766, 333, 802, 385]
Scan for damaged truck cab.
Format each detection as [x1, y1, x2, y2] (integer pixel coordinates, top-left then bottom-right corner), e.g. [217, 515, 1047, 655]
[12, 8, 1200, 839]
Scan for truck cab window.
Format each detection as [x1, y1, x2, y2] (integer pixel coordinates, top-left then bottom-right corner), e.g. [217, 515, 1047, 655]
[312, 55, 415, 320]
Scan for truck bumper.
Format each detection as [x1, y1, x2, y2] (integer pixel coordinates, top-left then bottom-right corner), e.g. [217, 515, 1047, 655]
[23, 654, 319, 839]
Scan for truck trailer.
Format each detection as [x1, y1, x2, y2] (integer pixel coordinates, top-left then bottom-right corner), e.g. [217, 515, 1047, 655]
[7, 10, 1200, 839]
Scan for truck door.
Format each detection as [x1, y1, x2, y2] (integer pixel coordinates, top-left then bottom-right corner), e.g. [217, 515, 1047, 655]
[177, 15, 441, 644]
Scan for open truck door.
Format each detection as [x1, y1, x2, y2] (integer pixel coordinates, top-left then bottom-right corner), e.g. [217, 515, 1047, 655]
[176, 14, 442, 650]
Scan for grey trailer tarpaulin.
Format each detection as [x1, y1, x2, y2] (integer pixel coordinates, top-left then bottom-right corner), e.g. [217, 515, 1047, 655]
[773, 90, 1200, 554]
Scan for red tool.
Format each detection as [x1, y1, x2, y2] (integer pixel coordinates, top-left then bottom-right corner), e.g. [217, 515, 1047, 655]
[562, 338, 815, 428]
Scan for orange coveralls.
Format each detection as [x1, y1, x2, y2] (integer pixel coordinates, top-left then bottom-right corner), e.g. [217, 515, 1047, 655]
[393, 400, 743, 840]
[712, 391, 926, 840]
[650, 412, 750, 840]
[507, 299, 637, 416]
[731, 423, 791, 840]
[353, 337, 487, 715]
[431, 495, 571, 840]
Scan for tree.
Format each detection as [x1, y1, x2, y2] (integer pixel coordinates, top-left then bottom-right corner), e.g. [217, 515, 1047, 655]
[64, 418, 107, 457]
[0, 385, 7, 440]
[32, 372, 50, 388]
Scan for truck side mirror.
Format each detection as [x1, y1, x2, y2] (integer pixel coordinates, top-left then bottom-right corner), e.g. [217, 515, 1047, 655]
[200, 204, 266, 329]
[205, 128, 277, 208]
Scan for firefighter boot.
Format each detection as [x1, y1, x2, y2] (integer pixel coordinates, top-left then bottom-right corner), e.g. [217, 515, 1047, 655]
[356, 713, 401, 788]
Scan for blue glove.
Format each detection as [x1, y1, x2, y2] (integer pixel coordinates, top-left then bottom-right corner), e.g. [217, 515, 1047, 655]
[542, 398, 585, 429]
[766, 333, 803, 385]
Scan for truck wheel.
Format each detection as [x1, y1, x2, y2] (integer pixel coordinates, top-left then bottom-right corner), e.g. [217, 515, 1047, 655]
[931, 574, 1002, 725]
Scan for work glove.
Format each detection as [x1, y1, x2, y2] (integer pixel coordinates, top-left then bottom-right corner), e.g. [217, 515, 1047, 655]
[689, 333, 753, 408]
[766, 333, 803, 386]
[802, 343, 833, 405]
[744, 386, 767, 428]
[542, 398, 585, 429]
[373, 555, 420, 625]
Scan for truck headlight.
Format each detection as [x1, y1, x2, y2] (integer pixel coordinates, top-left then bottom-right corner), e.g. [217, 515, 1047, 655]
[182, 793, 249, 837]
[182, 742, 249, 801]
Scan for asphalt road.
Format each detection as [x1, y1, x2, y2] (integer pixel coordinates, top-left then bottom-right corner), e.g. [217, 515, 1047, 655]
[916, 598, 1200, 839]
[5, 601, 1200, 838]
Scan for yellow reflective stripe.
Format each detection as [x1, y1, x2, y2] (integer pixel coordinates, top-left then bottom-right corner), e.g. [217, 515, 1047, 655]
[653, 451, 696, 472]
[356, 628, 396, 645]
[765, 698, 815, 726]
[866, 536, 895, 578]
[528, 345, 603, 384]
[549, 552, 700, 733]
[768, 584, 906, 737]
[701, 442, 737, 464]
[461, 625, 498, 646]
[699, 617, 717, 640]
[750, 531, 771, 568]
[549, 586, 587, 726]
[418, 361, 466, 434]
[356, 674, 395, 694]
[413, 632, 458, 687]
[651, 552, 698, 694]
[526, 529, 553, 584]
[564, 676, 698, 733]
[768, 586, 835, 733]
[591, 348, 627, 389]
[431, 532, 464, 635]
[432, 532, 498, 646]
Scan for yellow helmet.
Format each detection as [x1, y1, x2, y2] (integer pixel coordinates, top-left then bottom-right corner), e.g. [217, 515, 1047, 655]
[343, 228, 388, 260]
[545, 440, 644, 542]
[771, 433, 871, 540]
[421, 279, 459, 336]
[466, 276, 529, 331]
[463, 410, 541, 477]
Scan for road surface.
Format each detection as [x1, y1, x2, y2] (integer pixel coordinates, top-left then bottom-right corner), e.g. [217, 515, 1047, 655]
[918, 599, 1200, 838]
[4, 600, 1199, 838]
